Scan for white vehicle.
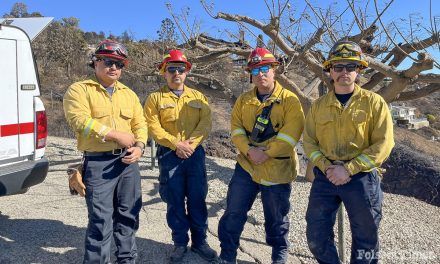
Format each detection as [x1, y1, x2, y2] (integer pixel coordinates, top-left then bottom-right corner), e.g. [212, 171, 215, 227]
[0, 18, 52, 196]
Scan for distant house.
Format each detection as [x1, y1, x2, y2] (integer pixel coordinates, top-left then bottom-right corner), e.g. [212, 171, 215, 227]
[390, 104, 429, 129]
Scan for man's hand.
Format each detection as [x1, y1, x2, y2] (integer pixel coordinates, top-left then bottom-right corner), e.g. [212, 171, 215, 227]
[175, 139, 194, 159]
[105, 130, 135, 148]
[67, 164, 86, 197]
[247, 147, 269, 165]
[326, 165, 351, 186]
[122, 146, 143, 164]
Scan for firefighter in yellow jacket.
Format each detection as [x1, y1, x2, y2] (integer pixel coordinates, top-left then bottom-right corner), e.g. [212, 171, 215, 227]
[63, 40, 148, 263]
[144, 50, 217, 263]
[217, 48, 305, 264]
[303, 40, 394, 264]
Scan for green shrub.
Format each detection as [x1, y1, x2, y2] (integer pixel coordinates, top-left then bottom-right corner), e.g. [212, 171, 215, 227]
[426, 114, 436, 124]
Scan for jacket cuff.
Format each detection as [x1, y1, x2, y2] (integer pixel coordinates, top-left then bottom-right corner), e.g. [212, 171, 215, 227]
[317, 158, 333, 175]
[344, 162, 359, 176]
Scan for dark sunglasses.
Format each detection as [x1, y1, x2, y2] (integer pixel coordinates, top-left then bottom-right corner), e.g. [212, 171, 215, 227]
[250, 65, 271, 76]
[98, 58, 125, 69]
[166, 66, 186, 74]
[332, 63, 359, 73]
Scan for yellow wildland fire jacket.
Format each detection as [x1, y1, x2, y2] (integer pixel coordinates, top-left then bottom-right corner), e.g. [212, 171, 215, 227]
[144, 85, 211, 150]
[231, 81, 305, 185]
[303, 84, 394, 176]
[63, 79, 148, 152]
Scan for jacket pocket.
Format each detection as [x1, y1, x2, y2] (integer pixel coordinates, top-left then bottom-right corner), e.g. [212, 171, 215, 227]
[187, 100, 203, 109]
[351, 110, 368, 142]
[120, 108, 133, 120]
[159, 103, 176, 123]
[91, 107, 111, 119]
[352, 110, 367, 123]
[186, 99, 203, 119]
[316, 113, 334, 132]
[265, 158, 294, 183]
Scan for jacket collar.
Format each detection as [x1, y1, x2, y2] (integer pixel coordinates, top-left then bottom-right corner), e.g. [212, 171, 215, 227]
[160, 85, 192, 99]
[246, 81, 284, 105]
[83, 78, 127, 91]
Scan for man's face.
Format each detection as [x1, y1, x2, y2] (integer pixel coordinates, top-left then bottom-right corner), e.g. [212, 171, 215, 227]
[163, 63, 187, 89]
[94, 57, 123, 85]
[329, 61, 359, 87]
[251, 64, 275, 91]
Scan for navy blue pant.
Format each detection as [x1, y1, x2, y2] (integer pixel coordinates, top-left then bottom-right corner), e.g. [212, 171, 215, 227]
[306, 167, 383, 264]
[157, 145, 208, 247]
[82, 154, 142, 264]
[218, 163, 291, 262]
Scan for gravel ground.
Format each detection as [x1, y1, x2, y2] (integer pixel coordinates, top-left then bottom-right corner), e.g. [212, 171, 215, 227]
[0, 136, 438, 264]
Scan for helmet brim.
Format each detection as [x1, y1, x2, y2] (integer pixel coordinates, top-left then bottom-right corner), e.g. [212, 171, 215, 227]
[323, 57, 368, 71]
[96, 54, 129, 66]
[246, 61, 279, 71]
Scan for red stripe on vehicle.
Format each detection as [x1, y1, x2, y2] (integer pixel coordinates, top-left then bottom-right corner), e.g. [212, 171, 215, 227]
[0, 122, 34, 137]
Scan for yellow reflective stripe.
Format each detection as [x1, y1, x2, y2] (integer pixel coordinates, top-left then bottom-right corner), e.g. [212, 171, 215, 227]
[260, 179, 278, 186]
[356, 154, 375, 169]
[98, 125, 108, 136]
[309, 151, 323, 162]
[276, 132, 297, 147]
[83, 118, 95, 137]
[232, 128, 246, 137]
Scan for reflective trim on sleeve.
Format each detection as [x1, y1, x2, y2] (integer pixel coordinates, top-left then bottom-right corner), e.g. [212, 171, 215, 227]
[276, 132, 297, 147]
[98, 125, 108, 136]
[232, 128, 246, 137]
[309, 150, 323, 162]
[83, 118, 95, 137]
[356, 154, 376, 169]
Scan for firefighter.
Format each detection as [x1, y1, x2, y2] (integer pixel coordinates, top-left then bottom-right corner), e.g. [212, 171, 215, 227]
[303, 40, 394, 264]
[144, 50, 216, 263]
[63, 39, 148, 263]
[217, 47, 305, 264]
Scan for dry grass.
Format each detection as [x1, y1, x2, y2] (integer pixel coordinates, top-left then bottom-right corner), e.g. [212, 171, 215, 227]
[394, 126, 440, 159]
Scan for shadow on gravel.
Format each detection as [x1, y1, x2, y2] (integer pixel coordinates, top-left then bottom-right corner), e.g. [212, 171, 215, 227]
[0, 214, 174, 264]
[382, 142, 440, 206]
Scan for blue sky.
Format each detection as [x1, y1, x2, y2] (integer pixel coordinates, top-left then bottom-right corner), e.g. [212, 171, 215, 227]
[1, 0, 439, 72]
[1, 0, 438, 39]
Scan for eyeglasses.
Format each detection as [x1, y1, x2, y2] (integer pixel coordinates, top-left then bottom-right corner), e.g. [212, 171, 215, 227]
[250, 65, 271, 76]
[98, 58, 125, 69]
[166, 66, 186, 74]
[331, 63, 359, 73]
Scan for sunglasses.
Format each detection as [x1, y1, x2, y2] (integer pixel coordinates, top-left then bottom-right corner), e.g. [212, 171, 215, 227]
[98, 58, 125, 69]
[166, 66, 186, 74]
[250, 65, 271, 76]
[332, 63, 359, 73]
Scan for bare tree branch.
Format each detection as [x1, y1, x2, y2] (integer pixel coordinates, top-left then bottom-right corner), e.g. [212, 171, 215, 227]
[302, 27, 324, 52]
[191, 37, 250, 57]
[275, 73, 312, 111]
[397, 83, 440, 101]
[403, 53, 434, 78]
